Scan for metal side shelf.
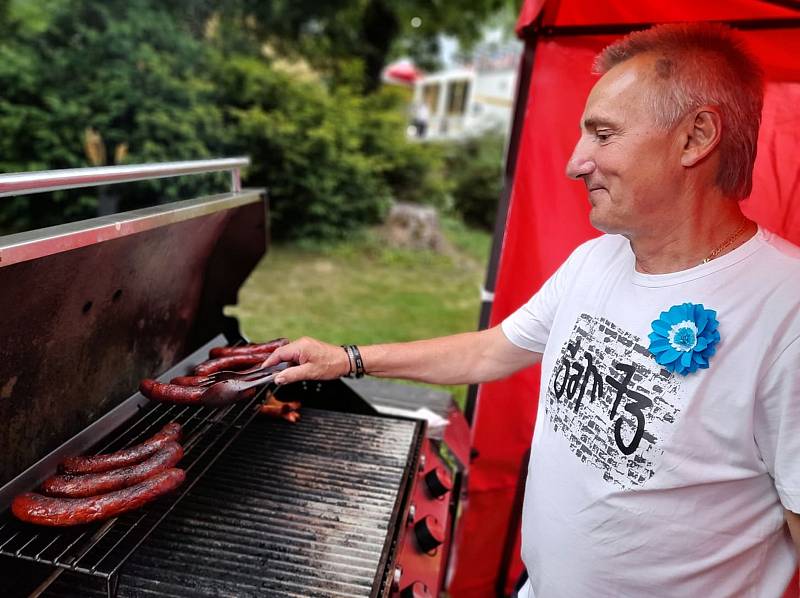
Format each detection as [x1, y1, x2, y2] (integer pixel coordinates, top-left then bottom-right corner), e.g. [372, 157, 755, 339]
[0, 336, 265, 598]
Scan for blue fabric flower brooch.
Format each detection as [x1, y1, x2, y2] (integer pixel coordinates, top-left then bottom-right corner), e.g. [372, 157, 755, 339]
[648, 302, 720, 376]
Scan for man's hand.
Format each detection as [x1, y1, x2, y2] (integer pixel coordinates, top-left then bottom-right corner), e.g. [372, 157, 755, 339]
[785, 509, 800, 564]
[263, 326, 541, 387]
[263, 337, 351, 385]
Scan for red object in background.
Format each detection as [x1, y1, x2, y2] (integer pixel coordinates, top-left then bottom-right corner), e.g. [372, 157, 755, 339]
[384, 61, 423, 85]
[448, 1, 800, 597]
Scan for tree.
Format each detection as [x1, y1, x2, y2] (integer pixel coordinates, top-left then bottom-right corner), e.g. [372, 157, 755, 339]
[0, 0, 226, 231]
[205, 0, 521, 91]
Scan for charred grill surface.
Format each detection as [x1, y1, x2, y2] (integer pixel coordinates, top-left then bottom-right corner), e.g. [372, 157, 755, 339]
[44, 408, 421, 597]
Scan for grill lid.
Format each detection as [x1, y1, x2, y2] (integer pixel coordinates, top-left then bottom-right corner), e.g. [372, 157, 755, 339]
[0, 191, 266, 487]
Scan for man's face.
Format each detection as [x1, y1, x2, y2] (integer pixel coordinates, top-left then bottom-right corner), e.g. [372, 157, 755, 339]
[566, 54, 684, 236]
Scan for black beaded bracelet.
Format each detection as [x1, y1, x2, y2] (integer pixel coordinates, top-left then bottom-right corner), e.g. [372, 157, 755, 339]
[349, 345, 365, 378]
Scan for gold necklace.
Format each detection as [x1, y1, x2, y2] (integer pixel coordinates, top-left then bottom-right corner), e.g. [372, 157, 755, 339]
[701, 219, 749, 264]
[635, 219, 750, 274]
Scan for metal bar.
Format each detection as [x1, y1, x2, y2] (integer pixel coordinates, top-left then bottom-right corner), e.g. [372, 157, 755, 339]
[525, 18, 800, 39]
[0, 157, 250, 198]
[495, 448, 531, 598]
[230, 167, 242, 193]
[370, 419, 425, 598]
[465, 30, 539, 426]
[0, 189, 263, 267]
[757, 0, 800, 11]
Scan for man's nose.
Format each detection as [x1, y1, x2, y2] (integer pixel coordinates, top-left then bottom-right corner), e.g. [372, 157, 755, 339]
[565, 141, 596, 179]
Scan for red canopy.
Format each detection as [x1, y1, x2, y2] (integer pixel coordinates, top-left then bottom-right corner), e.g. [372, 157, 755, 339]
[382, 60, 423, 85]
[449, 2, 800, 597]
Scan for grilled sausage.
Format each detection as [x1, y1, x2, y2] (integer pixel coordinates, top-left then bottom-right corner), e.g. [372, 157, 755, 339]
[60, 422, 182, 474]
[169, 375, 212, 387]
[42, 442, 183, 498]
[208, 338, 288, 358]
[142, 379, 260, 406]
[12, 468, 186, 527]
[139, 379, 206, 404]
[259, 394, 301, 423]
[193, 355, 270, 377]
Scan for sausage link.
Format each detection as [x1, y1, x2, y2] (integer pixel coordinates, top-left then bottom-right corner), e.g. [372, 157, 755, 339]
[208, 338, 288, 358]
[42, 442, 183, 498]
[169, 375, 212, 387]
[12, 469, 186, 527]
[139, 379, 206, 404]
[259, 394, 301, 423]
[193, 355, 270, 377]
[60, 422, 182, 474]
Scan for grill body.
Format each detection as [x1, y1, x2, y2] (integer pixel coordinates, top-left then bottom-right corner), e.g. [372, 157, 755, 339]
[0, 172, 467, 598]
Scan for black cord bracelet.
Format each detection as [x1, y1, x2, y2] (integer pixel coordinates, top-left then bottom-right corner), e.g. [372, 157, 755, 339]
[349, 345, 365, 378]
[340, 345, 354, 377]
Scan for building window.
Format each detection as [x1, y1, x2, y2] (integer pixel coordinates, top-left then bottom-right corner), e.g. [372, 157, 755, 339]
[423, 84, 440, 114]
[446, 80, 470, 116]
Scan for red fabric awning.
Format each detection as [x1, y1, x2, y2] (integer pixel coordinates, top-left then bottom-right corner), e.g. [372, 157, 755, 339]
[517, 0, 800, 32]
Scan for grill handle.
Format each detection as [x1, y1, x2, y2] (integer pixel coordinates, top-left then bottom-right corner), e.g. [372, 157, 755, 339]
[0, 157, 250, 198]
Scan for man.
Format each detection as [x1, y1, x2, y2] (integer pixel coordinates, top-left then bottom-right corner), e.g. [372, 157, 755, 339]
[264, 23, 800, 596]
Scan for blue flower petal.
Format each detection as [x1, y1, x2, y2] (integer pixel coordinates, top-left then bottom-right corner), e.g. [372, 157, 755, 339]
[666, 305, 683, 323]
[681, 303, 694, 320]
[649, 340, 671, 353]
[695, 309, 708, 333]
[651, 319, 671, 335]
[657, 348, 682, 365]
[694, 337, 708, 352]
[680, 351, 693, 369]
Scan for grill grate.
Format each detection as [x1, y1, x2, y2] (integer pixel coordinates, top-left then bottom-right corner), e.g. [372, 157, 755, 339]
[43, 408, 422, 598]
[0, 387, 266, 592]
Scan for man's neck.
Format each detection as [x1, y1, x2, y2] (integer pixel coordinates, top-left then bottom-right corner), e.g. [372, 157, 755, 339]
[630, 197, 756, 275]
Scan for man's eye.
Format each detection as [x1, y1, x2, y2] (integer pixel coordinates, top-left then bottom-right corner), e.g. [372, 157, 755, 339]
[595, 132, 612, 142]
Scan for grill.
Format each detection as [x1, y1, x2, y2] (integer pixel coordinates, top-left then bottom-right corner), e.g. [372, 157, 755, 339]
[42, 407, 422, 598]
[0, 160, 468, 598]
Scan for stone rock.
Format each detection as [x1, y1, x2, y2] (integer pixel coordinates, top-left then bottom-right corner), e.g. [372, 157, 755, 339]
[383, 203, 445, 252]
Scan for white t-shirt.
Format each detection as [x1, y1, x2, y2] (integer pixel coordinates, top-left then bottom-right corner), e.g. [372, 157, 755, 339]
[503, 228, 800, 598]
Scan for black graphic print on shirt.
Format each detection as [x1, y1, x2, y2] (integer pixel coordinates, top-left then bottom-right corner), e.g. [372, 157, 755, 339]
[547, 313, 682, 489]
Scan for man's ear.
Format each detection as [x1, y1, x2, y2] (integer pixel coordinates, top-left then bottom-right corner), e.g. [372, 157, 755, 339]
[681, 107, 722, 167]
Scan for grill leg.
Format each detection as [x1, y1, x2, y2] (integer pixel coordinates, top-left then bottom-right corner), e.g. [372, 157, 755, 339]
[106, 573, 119, 598]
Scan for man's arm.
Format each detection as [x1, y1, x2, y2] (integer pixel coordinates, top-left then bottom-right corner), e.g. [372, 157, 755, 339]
[265, 325, 542, 387]
[785, 509, 800, 564]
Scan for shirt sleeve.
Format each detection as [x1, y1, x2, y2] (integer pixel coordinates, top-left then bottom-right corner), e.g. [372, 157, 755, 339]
[754, 335, 800, 512]
[501, 239, 596, 354]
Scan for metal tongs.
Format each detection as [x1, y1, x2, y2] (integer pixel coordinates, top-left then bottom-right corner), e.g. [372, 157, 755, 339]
[199, 362, 292, 407]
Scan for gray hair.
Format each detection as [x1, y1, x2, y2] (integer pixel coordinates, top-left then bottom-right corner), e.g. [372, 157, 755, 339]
[594, 23, 764, 200]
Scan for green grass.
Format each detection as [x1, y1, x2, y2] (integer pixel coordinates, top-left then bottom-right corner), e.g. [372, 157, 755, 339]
[227, 217, 492, 407]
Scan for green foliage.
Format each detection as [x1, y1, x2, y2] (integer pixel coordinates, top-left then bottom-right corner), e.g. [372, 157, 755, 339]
[0, 0, 226, 232]
[0, 0, 509, 242]
[216, 55, 389, 241]
[204, 0, 520, 91]
[216, 57, 450, 241]
[444, 130, 506, 230]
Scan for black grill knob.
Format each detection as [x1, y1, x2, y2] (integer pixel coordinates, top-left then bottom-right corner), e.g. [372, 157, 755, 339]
[424, 467, 452, 498]
[414, 515, 444, 553]
[400, 581, 433, 598]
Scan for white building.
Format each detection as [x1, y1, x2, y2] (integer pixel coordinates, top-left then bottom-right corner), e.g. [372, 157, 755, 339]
[409, 42, 521, 141]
